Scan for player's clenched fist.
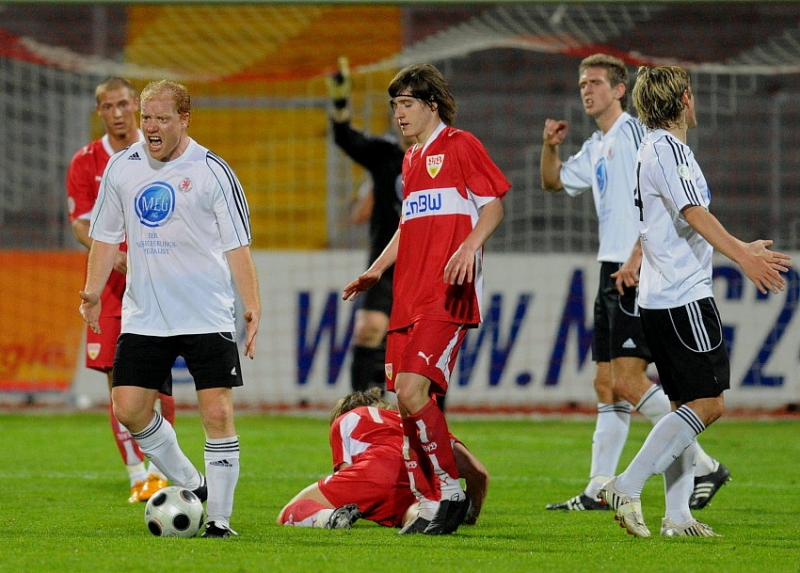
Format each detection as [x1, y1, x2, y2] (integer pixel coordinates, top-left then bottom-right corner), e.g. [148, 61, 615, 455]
[543, 118, 569, 146]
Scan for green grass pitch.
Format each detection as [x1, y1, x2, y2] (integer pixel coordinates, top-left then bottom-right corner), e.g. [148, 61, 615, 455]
[2, 411, 798, 573]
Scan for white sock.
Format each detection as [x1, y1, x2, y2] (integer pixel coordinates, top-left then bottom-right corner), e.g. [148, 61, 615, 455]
[417, 498, 439, 521]
[693, 444, 718, 476]
[205, 436, 240, 527]
[635, 385, 671, 425]
[129, 412, 201, 490]
[617, 405, 705, 498]
[586, 402, 630, 498]
[313, 509, 334, 528]
[126, 463, 148, 485]
[664, 440, 696, 524]
[146, 462, 168, 481]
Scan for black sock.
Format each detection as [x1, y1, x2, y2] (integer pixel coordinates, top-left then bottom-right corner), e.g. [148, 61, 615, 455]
[350, 345, 385, 392]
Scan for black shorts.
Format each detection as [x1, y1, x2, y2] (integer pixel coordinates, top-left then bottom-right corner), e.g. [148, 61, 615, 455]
[113, 332, 244, 393]
[361, 265, 393, 316]
[592, 262, 651, 363]
[640, 298, 730, 403]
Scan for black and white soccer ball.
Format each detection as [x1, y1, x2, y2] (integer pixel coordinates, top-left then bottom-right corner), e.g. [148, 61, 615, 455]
[144, 486, 205, 538]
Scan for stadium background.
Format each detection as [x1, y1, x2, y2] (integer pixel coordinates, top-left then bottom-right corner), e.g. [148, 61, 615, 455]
[1, 2, 799, 410]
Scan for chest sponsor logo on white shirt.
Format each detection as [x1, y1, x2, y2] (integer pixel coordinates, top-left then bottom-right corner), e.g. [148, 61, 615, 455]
[677, 164, 692, 180]
[135, 182, 176, 228]
[595, 157, 608, 193]
[426, 154, 445, 178]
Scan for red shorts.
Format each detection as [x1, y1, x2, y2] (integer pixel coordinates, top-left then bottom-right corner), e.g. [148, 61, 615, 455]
[385, 320, 467, 395]
[85, 315, 121, 372]
[317, 452, 415, 527]
[84, 267, 125, 372]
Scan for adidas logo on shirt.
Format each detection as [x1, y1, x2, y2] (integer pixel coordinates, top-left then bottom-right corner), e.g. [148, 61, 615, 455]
[128, 152, 141, 160]
[622, 338, 637, 349]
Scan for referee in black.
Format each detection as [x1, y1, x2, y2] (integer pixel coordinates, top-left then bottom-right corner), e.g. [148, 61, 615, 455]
[328, 57, 406, 394]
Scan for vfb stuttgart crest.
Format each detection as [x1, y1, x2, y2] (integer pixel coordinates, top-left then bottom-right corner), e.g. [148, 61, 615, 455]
[87, 342, 101, 360]
[426, 154, 445, 178]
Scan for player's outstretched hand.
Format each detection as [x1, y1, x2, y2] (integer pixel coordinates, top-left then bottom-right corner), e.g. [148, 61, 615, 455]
[342, 270, 380, 301]
[742, 239, 792, 295]
[242, 308, 260, 359]
[326, 56, 352, 108]
[79, 290, 102, 334]
[444, 245, 475, 285]
[543, 118, 569, 146]
[611, 243, 643, 295]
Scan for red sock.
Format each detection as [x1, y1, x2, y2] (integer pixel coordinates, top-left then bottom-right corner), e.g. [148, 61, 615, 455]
[401, 415, 439, 502]
[409, 398, 460, 495]
[109, 400, 144, 466]
[280, 499, 329, 526]
[158, 393, 176, 426]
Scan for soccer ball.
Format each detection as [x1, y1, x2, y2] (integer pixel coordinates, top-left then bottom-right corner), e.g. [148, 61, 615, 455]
[144, 486, 205, 538]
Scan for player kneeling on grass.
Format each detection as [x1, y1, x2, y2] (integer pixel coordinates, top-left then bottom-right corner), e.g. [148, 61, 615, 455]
[277, 388, 489, 530]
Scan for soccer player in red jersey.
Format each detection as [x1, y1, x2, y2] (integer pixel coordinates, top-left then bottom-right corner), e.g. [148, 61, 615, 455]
[343, 64, 510, 534]
[278, 389, 488, 530]
[66, 77, 175, 503]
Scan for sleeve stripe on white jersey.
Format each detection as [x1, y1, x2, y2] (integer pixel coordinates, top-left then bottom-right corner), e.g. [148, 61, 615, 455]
[624, 118, 645, 149]
[664, 136, 701, 205]
[206, 151, 252, 242]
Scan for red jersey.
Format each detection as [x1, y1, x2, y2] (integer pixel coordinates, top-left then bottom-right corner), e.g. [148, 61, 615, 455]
[323, 405, 460, 527]
[329, 406, 404, 469]
[390, 124, 510, 331]
[323, 406, 411, 527]
[66, 134, 135, 318]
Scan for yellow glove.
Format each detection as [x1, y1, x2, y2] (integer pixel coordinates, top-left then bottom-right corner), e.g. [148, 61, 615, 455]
[326, 56, 352, 109]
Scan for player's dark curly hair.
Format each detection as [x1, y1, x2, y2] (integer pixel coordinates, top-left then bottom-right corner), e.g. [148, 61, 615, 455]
[329, 387, 391, 425]
[632, 65, 691, 130]
[388, 63, 457, 126]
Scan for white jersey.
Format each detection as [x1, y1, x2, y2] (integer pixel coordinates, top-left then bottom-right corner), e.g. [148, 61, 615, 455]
[636, 129, 714, 309]
[90, 139, 252, 335]
[560, 112, 644, 262]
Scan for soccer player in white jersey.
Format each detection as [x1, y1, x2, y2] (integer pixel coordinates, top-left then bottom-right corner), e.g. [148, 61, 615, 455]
[540, 53, 729, 512]
[599, 65, 791, 537]
[79, 80, 261, 539]
[343, 63, 510, 535]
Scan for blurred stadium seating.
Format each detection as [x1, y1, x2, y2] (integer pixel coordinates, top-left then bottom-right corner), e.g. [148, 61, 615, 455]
[1, 2, 799, 253]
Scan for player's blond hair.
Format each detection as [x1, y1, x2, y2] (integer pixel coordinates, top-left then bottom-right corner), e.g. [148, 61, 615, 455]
[579, 53, 630, 111]
[632, 65, 691, 130]
[140, 79, 192, 117]
[95, 77, 136, 104]
[329, 387, 391, 425]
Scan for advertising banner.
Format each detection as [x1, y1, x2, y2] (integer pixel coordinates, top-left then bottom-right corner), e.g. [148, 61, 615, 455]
[0, 252, 86, 393]
[69, 251, 800, 410]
